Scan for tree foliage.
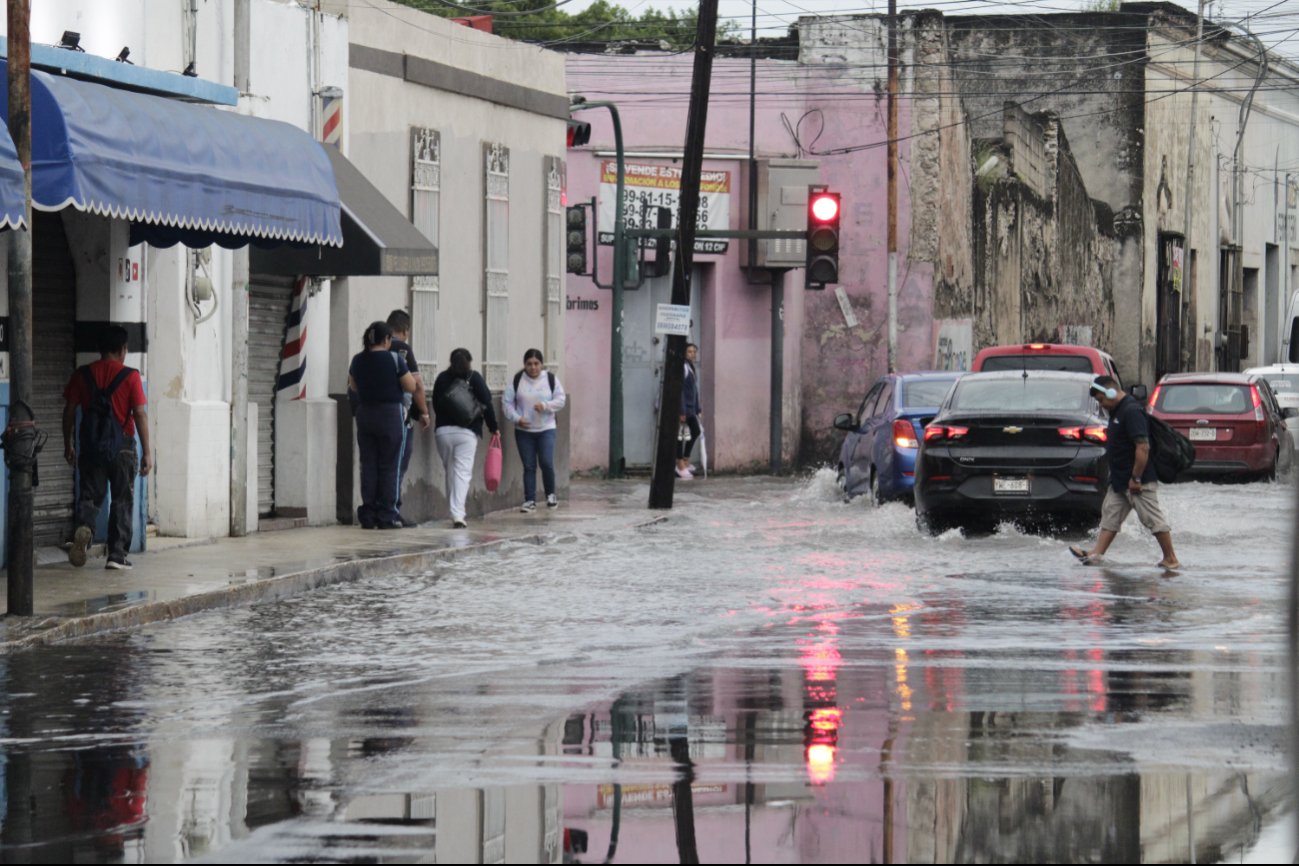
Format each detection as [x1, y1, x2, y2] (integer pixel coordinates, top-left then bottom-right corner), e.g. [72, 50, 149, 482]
[390, 1, 723, 47]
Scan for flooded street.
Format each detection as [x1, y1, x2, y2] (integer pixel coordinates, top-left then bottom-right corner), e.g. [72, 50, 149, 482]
[0, 474, 1294, 863]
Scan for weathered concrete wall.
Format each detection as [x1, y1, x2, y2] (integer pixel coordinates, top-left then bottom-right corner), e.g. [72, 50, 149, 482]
[948, 11, 1147, 377]
[973, 110, 1116, 356]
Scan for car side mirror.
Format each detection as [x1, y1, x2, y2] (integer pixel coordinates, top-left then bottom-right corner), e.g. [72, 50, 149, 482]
[1127, 383, 1148, 402]
[1284, 407, 1299, 420]
[833, 412, 856, 432]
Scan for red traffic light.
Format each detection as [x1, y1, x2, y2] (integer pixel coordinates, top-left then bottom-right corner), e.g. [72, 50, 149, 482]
[810, 194, 839, 223]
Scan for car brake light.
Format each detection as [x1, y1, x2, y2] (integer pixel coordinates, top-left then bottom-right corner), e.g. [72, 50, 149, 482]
[893, 419, 918, 449]
[1027, 343, 1048, 350]
[923, 425, 969, 442]
[1251, 385, 1265, 422]
[1148, 385, 1161, 411]
[1058, 426, 1081, 440]
[1083, 426, 1107, 443]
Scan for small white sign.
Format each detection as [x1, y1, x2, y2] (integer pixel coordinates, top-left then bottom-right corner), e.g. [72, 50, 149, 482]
[655, 303, 692, 336]
[835, 286, 858, 328]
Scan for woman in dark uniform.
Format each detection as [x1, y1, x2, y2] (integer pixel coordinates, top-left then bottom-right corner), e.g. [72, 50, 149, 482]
[348, 321, 430, 529]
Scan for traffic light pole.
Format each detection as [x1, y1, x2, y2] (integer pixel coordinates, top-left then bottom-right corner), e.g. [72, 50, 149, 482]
[570, 100, 627, 478]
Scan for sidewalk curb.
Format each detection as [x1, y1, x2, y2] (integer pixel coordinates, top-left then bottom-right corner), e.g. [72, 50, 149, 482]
[3, 514, 669, 651]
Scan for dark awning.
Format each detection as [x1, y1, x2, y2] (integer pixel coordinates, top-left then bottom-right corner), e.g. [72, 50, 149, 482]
[0, 122, 23, 229]
[0, 61, 342, 248]
[252, 145, 437, 277]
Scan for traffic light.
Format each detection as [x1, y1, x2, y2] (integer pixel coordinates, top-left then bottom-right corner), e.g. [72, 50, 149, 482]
[566, 119, 591, 148]
[805, 188, 841, 289]
[566, 205, 588, 274]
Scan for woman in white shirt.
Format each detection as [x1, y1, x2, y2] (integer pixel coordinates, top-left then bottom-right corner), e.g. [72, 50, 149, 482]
[502, 348, 567, 511]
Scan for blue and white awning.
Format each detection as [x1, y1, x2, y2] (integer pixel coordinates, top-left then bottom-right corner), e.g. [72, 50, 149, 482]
[0, 121, 24, 229]
[0, 61, 342, 248]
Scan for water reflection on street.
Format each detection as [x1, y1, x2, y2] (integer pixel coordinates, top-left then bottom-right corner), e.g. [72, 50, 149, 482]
[0, 474, 1292, 863]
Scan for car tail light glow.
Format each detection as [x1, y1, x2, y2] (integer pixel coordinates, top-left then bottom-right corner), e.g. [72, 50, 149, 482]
[1148, 385, 1161, 411]
[923, 425, 969, 442]
[1083, 426, 1107, 443]
[1058, 426, 1081, 440]
[1026, 343, 1048, 350]
[1251, 385, 1265, 422]
[893, 419, 918, 449]
[1071, 475, 1100, 483]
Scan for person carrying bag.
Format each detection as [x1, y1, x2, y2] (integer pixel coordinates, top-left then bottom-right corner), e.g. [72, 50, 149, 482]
[502, 348, 567, 511]
[431, 347, 498, 529]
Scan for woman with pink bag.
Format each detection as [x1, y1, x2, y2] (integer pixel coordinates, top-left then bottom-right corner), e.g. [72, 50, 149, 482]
[502, 348, 567, 512]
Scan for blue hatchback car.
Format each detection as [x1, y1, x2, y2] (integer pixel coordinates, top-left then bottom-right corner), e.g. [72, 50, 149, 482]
[833, 371, 964, 503]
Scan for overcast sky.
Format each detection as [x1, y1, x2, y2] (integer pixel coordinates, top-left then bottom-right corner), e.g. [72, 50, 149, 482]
[555, 0, 1299, 61]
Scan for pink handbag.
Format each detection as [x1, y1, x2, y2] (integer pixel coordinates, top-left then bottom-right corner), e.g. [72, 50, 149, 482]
[484, 432, 502, 492]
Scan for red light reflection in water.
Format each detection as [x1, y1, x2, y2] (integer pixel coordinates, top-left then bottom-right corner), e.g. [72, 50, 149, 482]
[800, 622, 843, 785]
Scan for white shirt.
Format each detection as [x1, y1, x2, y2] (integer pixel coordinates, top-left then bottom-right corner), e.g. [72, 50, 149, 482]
[503, 371, 567, 433]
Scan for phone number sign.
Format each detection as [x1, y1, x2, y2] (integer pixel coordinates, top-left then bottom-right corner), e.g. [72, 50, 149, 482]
[597, 161, 731, 255]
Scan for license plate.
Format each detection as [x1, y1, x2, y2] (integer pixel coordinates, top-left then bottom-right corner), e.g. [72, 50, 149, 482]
[994, 477, 1029, 494]
[1189, 428, 1217, 441]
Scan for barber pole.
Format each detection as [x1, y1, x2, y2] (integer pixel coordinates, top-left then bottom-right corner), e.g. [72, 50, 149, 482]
[276, 277, 309, 400]
[319, 92, 342, 149]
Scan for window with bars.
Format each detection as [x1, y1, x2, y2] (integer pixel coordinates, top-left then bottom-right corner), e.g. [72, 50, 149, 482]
[411, 127, 440, 379]
[484, 142, 510, 391]
[544, 156, 564, 377]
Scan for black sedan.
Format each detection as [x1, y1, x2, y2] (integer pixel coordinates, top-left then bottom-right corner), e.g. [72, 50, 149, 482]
[914, 371, 1109, 534]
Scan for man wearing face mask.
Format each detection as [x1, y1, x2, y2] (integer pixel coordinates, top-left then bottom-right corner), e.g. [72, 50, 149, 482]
[1070, 375, 1180, 570]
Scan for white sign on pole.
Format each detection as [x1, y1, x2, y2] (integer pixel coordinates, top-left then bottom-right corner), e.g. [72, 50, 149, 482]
[655, 303, 692, 336]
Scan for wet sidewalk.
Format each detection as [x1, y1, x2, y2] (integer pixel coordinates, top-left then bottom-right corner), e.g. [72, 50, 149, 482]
[0, 479, 665, 649]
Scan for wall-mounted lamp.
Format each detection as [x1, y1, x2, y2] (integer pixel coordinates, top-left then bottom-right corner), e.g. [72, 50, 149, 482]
[115, 47, 133, 64]
[58, 31, 84, 52]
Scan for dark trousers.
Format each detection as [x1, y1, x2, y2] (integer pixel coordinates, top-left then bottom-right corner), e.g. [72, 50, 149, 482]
[678, 416, 701, 461]
[515, 428, 556, 503]
[77, 439, 137, 559]
[356, 403, 406, 527]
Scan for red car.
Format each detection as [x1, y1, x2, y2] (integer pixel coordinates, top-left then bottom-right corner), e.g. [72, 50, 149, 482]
[972, 343, 1125, 387]
[1148, 372, 1296, 481]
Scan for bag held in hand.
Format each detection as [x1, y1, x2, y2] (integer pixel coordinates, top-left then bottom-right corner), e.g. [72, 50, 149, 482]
[443, 377, 484, 427]
[484, 433, 503, 492]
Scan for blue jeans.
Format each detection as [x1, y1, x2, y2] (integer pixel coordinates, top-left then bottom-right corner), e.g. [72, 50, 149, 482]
[515, 428, 556, 503]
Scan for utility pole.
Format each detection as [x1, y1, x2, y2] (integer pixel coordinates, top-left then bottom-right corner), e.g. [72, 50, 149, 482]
[648, 0, 718, 510]
[1231, 26, 1267, 369]
[1180, 0, 1205, 372]
[886, 0, 899, 372]
[6, 0, 33, 616]
[230, 0, 251, 536]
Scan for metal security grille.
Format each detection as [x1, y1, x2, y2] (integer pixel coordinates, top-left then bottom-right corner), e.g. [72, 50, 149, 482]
[31, 212, 77, 547]
[248, 275, 295, 517]
[411, 127, 440, 380]
[483, 142, 510, 392]
[544, 156, 563, 377]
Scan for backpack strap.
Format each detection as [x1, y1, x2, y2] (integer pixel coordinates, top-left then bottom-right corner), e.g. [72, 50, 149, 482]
[103, 367, 135, 398]
[513, 369, 557, 397]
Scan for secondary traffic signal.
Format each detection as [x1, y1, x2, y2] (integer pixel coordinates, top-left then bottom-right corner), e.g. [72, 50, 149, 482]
[805, 188, 841, 289]
[567, 119, 591, 148]
[566, 205, 588, 274]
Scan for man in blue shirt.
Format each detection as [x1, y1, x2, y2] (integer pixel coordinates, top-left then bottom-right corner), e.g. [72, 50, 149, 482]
[1070, 376, 1181, 569]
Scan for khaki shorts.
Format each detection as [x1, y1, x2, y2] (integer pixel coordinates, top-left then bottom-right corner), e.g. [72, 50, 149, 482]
[1100, 484, 1171, 535]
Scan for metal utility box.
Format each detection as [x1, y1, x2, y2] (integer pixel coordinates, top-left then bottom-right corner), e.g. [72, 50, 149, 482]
[745, 159, 820, 268]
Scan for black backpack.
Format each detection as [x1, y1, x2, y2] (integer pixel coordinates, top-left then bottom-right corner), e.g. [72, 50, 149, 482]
[442, 376, 484, 427]
[78, 365, 133, 465]
[1147, 413, 1196, 483]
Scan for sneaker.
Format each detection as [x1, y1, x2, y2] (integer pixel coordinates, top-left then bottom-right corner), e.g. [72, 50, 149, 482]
[520, 501, 537, 513]
[688, 464, 699, 473]
[68, 525, 92, 568]
[105, 557, 133, 571]
[675, 467, 694, 479]
[452, 518, 468, 529]
[546, 494, 558, 508]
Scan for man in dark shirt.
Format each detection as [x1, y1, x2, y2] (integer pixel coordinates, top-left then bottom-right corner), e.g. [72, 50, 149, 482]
[1070, 376, 1180, 569]
[386, 310, 427, 525]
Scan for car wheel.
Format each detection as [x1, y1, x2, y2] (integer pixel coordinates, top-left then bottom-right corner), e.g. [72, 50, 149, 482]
[916, 511, 949, 536]
[869, 470, 883, 506]
[1281, 438, 1296, 477]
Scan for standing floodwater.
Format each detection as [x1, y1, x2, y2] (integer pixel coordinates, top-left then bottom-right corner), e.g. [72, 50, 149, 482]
[0, 474, 1292, 862]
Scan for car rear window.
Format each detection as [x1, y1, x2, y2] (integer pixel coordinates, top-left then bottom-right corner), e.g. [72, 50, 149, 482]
[1261, 373, 1299, 395]
[902, 380, 955, 408]
[950, 378, 1089, 412]
[979, 355, 1095, 374]
[1156, 384, 1251, 414]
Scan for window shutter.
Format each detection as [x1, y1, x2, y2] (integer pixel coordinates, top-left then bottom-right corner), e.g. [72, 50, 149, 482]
[544, 156, 564, 377]
[484, 142, 510, 391]
[411, 127, 440, 379]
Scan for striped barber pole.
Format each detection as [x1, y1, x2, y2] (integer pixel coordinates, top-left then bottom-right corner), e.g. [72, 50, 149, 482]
[320, 94, 342, 149]
[276, 276, 309, 400]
